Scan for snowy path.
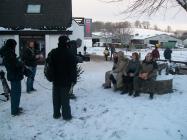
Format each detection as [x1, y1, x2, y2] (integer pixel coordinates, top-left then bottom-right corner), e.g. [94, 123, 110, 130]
[0, 61, 187, 140]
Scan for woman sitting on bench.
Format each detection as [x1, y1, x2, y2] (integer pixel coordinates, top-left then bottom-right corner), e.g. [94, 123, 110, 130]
[133, 53, 158, 99]
[121, 52, 141, 95]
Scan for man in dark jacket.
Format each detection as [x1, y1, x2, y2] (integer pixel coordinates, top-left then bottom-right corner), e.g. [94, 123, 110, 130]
[164, 47, 172, 61]
[110, 45, 116, 61]
[47, 35, 77, 120]
[22, 41, 39, 93]
[0, 39, 24, 116]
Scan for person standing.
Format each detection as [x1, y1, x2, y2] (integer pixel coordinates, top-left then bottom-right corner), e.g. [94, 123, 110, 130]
[84, 46, 87, 55]
[151, 45, 160, 61]
[164, 47, 172, 62]
[0, 39, 24, 116]
[103, 46, 110, 61]
[110, 44, 116, 61]
[46, 35, 77, 120]
[22, 41, 39, 93]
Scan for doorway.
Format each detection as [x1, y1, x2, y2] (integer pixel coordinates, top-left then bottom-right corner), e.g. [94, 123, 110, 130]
[19, 35, 45, 64]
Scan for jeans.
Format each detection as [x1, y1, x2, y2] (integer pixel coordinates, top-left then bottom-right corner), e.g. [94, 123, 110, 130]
[10, 81, 21, 114]
[27, 66, 37, 92]
[52, 84, 72, 119]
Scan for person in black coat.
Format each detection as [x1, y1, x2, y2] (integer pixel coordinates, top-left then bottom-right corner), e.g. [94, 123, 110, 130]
[22, 41, 39, 93]
[164, 47, 172, 61]
[0, 39, 24, 116]
[48, 35, 77, 120]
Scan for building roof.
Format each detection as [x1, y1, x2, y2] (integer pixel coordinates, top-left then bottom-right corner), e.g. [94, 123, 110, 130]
[143, 34, 181, 41]
[131, 28, 173, 40]
[0, 30, 72, 35]
[0, 0, 72, 29]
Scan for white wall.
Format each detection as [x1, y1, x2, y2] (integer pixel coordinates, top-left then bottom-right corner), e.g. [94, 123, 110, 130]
[0, 35, 19, 55]
[68, 20, 84, 53]
[45, 20, 85, 56]
[45, 35, 60, 56]
[0, 20, 85, 58]
[84, 38, 92, 47]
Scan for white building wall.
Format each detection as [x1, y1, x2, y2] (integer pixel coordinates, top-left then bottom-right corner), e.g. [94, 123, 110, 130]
[68, 20, 84, 53]
[0, 20, 85, 57]
[84, 38, 92, 48]
[0, 35, 19, 55]
[45, 35, 60, 56]
[44, 20, 85, 55]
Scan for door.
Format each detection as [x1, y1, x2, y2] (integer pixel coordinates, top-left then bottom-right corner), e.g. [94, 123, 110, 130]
[19, 35, 45, 64]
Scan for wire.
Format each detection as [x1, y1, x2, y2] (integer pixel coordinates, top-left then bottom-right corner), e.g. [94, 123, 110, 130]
[23, 77, 52, 91]
[34, 79, 52, 91]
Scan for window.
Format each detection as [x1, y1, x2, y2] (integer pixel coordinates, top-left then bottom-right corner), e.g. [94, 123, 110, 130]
[26, 4, 41, 14]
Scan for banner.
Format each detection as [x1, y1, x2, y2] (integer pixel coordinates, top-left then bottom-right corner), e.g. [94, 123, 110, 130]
[84, 19, 92, 38]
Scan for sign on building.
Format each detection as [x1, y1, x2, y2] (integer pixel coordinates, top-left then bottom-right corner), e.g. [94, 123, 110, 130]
[84, 19, 92, 38]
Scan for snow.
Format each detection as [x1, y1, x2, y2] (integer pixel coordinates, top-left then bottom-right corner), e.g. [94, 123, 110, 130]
[0, 49, 187, 140]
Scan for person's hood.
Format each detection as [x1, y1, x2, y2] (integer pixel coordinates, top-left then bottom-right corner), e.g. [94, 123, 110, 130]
[118, 51, 128, 62]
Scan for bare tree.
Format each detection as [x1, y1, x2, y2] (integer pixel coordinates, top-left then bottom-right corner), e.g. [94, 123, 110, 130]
[154, 25, 159, 30]
[92, 21, 105, 32]
[102, 0, 187, 16]
[134, 20, 141, 28]
[142, 21, 150, 29]
[105, 22, 113, 32]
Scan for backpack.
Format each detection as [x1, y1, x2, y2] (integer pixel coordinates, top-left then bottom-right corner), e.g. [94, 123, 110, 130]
[44, 51, 54, 82]
[104, 49, 109, 56]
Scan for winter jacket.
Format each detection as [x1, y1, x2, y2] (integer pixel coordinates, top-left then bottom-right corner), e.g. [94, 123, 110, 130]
[139, 60, 158, 80]
[164, 48, 172, 60]
[103, 49, 109, 56]
[22, 47, 37, 67]
[0, 46, 24, 81]
[152, 49, 160, 59]
[50, 46, 77, 87]
[112, 51, 129, 89]
[126, 59, 141, 76]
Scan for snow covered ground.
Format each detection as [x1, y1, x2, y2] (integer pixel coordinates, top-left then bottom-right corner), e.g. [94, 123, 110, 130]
[0, 49, 187, 140]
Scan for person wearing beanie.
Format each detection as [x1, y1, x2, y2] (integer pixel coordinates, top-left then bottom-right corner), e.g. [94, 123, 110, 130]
[45, 35, 77, 120]
[22, 40, 40, 93]
[0, 39, 24, 116]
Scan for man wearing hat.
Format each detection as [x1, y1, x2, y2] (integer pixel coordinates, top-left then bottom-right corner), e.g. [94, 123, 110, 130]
[46, 35, 77, 120]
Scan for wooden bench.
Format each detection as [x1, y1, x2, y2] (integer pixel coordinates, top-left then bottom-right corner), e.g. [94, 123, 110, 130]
[139, 79, 173, 94]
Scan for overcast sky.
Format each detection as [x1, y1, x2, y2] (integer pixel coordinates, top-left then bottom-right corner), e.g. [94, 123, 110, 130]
[72, 0, 187, 31]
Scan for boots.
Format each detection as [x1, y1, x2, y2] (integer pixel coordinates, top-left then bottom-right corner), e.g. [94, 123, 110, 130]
[120, 90, 128, 95]
[133, 91, 140, 97]
[113, 84, 117, 91]
[102, 83, 111, 89]
[149, 93, 154, 99]
[128, 90, 133, 96]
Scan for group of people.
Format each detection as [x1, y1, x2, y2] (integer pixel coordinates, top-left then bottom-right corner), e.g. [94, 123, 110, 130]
[0, 36, 77, 121]
[103, 50, 158, 99]
[103, 45, 116, 61]
[0, 38, 174, 119]
[151, 45, 173, 61]
[0, 39, 43, 116]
